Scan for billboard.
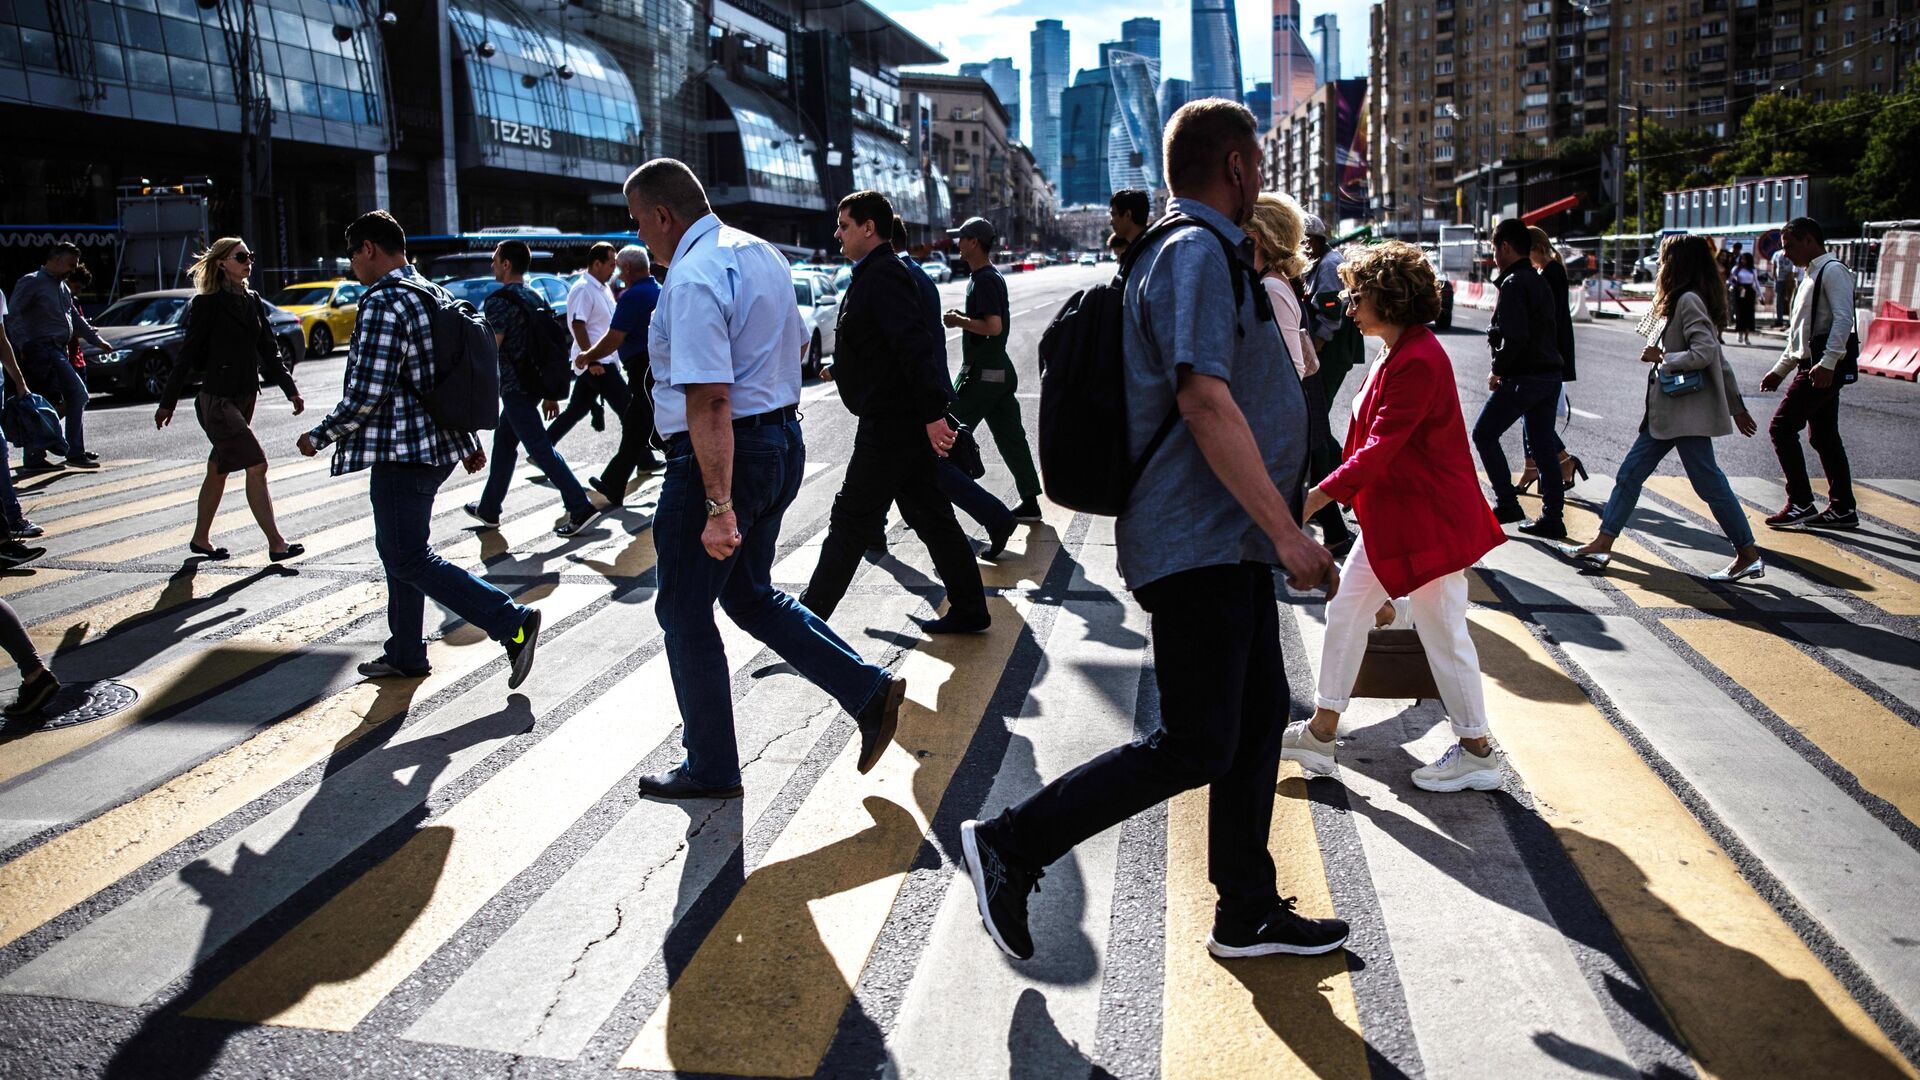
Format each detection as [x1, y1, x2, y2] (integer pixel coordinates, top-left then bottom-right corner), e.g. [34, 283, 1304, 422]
[1332, 79, 1370, 221]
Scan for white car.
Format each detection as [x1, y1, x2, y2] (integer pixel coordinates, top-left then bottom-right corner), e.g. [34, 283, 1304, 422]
[1077, 253, 1097, 266]
[793, 272, 838, 377]
[920, 259, 953, 283]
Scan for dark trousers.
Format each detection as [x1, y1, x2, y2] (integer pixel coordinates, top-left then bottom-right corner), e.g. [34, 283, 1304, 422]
[1771, 368, 1853, 511]
[934, 459, 1015, 539]
[802, 416, 987, 620]
[0, 597, 39, 673]
[990, 562, 1287, 925]
[655, 419, 887, 788]
[478, 391, 592, 519]
[1473, 372, 1564, 519]
[19, 339, 85, 462]
[952, 366, 1042, 502]
[547, 363, 633, 445]
[370, 461, 529, 670]
[599, 365, 661, 496]
[1301, 371, 1350, 545]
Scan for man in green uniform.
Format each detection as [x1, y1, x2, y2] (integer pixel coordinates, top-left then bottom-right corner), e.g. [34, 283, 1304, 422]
[942, 217, 1043, 520]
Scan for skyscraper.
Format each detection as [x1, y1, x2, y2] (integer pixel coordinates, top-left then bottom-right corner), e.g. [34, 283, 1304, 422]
[1121, 17, 1161, 63]
[1030, 19, 1069, 186]
[1245, 82, 1272, 136]
[1059, 69, 1113, 206]
[1158, 77, 1191, 126]
[1190, 0, 1243, 101]
[1271, 0, 1317, 119]
[960, 58, 1021, 142]
[1108, 50, 1164, 195]
[1313, 13, 1341, 84]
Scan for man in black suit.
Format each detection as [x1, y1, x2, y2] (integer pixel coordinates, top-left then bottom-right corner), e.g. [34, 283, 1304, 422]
[799, 191, 990, 634]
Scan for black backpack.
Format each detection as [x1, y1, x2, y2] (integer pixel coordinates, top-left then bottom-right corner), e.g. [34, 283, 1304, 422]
[497, 285, 577, 400]
[1035, 214, 1261, 515]
[377, 276, 500, 432]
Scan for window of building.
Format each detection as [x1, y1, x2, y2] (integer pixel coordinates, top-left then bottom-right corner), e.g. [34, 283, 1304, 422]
[1843, 4, 1854, 17]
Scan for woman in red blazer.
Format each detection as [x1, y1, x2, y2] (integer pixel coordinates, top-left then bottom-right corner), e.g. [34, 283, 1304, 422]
[1282, 242, 1509, 792]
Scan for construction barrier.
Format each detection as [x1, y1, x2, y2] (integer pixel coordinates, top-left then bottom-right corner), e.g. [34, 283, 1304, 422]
[1859, 299, 1920, 381]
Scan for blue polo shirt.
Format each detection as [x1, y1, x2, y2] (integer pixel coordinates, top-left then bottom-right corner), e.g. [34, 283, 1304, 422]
[610, 277, 660, 367]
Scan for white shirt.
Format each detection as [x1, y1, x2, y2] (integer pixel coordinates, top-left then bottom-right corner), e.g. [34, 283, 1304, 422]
[1260, 276, 1318, 379]
[1770, 249, 1795, 284]
[647, 214, 806, 437]
[1770, 251, 1855, 377]
[566, 273, 616, 369]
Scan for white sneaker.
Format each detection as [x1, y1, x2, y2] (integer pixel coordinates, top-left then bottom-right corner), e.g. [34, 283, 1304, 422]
[1410, 743, 1503, 792]
[1280, 721, 1338, 776]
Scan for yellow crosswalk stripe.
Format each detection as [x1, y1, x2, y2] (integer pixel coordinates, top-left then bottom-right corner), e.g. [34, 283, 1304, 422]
[17, 569, 265, 658]
[0, 569, 79, 599]
[1647, 477, 1920, 614]
[186, 612, 763, 1030]
[1853, 485, 1920, 538]
[42, 458, 332, 536]
[19, 462, 207, 512]
[1471, 610, 1916, 1078]
[1667, 619, 1920, 829]
[227, 467, 489, 568]
[0, 582, 387, 788]
[1160, 766, 1367, 1080]
[621, 594, 1032, 1077]
[13, 460, 151, 496]
[0, 581, 603, 953]
[69, 473, 369, 564]
[1523, 484, 1731, 610]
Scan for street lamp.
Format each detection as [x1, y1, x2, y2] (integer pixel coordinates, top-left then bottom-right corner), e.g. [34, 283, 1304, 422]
[1387, 135, 1424, 245]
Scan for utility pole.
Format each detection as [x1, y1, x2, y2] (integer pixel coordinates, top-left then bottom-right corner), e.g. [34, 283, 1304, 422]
[1635, 100, 1645, 272]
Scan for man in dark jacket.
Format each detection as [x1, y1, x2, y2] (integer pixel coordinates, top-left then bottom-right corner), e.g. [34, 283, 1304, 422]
[1472, 217, 1566, 537]
[799, 191, 989, 633]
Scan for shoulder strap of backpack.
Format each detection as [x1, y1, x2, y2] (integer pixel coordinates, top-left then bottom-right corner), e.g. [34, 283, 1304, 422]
[1120, 213, 1258, 330]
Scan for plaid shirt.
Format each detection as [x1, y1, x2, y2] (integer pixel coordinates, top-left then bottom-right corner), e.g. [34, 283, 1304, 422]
[306, 266, 480, 475]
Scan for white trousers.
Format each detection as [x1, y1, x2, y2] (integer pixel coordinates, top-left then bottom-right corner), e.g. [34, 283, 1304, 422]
[1314, 537, 1493, 739]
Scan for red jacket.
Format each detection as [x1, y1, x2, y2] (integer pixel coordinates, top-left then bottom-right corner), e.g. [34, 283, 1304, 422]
[1318, 324, 1505, 597]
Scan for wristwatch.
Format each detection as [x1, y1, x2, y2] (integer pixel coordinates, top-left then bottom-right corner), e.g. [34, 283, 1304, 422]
[705, 498, 733, 518]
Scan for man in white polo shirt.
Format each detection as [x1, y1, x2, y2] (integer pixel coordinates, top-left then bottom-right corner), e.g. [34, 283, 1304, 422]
[547, 241, 627, 446]
[624, 158, 905, 801]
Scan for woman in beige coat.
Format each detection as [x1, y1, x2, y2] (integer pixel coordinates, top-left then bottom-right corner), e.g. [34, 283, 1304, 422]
[1559, 234, 1764, 582]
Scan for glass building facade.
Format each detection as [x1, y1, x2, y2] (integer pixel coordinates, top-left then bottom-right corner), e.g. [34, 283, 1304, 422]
[705, 71, 823, 211]
[1028, 19, 1068, 188]
[1107, 51, 1162, 195]
[1190, 0, 1244, 101]
[1058, 73, 1111, 207]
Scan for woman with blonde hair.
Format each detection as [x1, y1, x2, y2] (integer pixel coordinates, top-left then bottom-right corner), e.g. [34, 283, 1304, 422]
[1282, 240, 1508, 792]
[1559, 233, 1763, 581]
[1516, 225, 1586, 495]
[1246, 192, 1352, 553]
[154, 237, 306, 561]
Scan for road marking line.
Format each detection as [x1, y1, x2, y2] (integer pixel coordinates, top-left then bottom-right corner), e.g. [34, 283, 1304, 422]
[0, 569, 80, 599]
[1568, 406, 1605, 420]
[68, 473, 369, 564]
[1510, 472, 1730, 610]
[1666, 619, 1920, 830]
[225, 466, 489, 568]
[1475, 610, 1915, 1079]
[0, 582, 604, 965]
[1647, 476, 1920, 614]
[621, 593, 1032, 1076]
[37, 458, 332, 536]
[18, 462, 209, 513]
[1850, 485, 1920, 537]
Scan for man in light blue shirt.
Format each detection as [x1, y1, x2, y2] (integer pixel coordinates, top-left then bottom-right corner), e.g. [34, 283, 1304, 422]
[625, 158, 903, 801]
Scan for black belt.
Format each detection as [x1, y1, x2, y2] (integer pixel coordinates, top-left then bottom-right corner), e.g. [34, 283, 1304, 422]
[665, 406, 798, 445]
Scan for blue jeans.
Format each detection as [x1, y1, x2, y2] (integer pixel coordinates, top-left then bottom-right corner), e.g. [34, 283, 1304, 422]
[370, 461, 530, 670]
[478, 391, 592, 519]
[0, 428, 25, 531]
[1599, 429, 1755, 552]
[19, 338, 86, 462]
[934, 459, 1015, 538]
[656, 418, 888, 788]
[1473, 372, 1564, 518]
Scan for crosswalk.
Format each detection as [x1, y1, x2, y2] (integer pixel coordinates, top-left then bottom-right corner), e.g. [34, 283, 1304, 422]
[0, 452, 1918, 1078]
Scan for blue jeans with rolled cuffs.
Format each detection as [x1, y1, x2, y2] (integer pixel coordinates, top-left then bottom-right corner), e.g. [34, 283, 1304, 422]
[1598, 429, 1755, 552]
[654, 418, 888, 788]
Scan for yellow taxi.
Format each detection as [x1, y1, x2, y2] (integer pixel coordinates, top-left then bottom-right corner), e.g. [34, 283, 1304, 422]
[269, 279, 366, 357]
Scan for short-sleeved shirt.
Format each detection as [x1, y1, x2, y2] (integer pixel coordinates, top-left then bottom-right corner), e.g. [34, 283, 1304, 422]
[647, 214, 805, 436]
[1115, 197, 1309, 591]
[566, 274, 616, 365]
[481, 282, 545, 396]
[610, 278, 661, 367]
[961, 263, 1011, 372]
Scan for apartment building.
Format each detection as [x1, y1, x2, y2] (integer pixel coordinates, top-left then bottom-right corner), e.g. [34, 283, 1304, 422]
[1265, 78, 1371, 226]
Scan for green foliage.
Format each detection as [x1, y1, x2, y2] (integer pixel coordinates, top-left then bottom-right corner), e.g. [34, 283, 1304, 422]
[1844, 92, 1920, 223]
[1617, 122, 1719, 232]
[1711, 91, 1880, 180]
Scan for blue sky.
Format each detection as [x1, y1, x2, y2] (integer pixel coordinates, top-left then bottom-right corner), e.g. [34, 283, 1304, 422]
[874, 0, 1374, 141]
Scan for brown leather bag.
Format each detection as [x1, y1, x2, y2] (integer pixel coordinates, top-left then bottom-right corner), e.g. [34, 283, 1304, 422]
[1351, 628, 1441, 700]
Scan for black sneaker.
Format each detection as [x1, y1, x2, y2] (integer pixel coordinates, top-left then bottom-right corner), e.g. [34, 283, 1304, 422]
[982, 519, 1015, 561]
[1206, 897, 1350, 959]
[505, 608, 542, 689]
[63, 457, 100, 471]
[1765, 502, 1819, 528]
[1516, 516, 1568, 539]
[463, 502, 500, 528]
[555, 506, 602, 537]
[1492, 502, 1527, 524]
[1802, 506, 1859, 530]
[0, 541, 45, 570]
[960, 819, 1042, 960]
[357, 656, 431, 678]
[1010, 498, 1044, 522]
[589, 475, 624, 507]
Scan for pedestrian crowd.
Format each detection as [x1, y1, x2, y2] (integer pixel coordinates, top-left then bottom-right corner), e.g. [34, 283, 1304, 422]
[0, 95, 1869, 975]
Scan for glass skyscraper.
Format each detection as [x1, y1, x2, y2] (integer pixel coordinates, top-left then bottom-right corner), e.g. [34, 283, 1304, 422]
[1271, 0, 1318, 119]
[1107, 50, 1163, 195]
[1120, 18, 1161, 63]
[959, 57, 1020, 142]
[1158, 77, 1191, 126]
[1189, 0, 1243, 102]
[1058, 69, 1110, 206]
[1029, 19, 1069, 186]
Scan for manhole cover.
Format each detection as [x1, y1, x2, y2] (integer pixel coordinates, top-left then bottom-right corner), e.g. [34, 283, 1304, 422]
[14, 679, 139, 731]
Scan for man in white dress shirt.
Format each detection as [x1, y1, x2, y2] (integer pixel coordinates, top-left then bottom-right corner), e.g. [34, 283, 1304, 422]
[623, 159, 905, 801]
[1760, 216, 1858, 531]
[548, 242, 629, 445]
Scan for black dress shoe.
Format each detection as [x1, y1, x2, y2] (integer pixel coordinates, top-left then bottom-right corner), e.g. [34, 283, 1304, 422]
[982, 520, 1015, 561]
[1492, 502, 1527, 525]
[1517, 516, 1568, 539]
[637, 766, 742, 800]
[854, 672, 907, 774]
[590, 475, 624, 507]
[916, 610, 991, 634]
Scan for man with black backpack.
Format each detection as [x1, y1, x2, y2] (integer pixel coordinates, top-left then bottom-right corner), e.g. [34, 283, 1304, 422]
[464, 239, 600, 537]
[298, 211, 543, 690]
[960, 100, 1345, 965]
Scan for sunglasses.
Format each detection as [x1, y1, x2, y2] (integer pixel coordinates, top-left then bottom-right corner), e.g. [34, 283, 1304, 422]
[229, 250, 254, 264]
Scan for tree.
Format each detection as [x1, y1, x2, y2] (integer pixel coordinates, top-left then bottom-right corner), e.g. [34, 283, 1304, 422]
[1712, 91, 1879, 181]
[1618, 121, 1718, 232]
[1844, 88, 1920, 223]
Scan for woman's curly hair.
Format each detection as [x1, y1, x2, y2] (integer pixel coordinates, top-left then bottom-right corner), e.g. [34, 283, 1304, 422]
[1337, 240, 1442, 327]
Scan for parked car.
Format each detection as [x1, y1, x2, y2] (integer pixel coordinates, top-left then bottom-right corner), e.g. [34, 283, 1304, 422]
[424, 250, 556, 282]
[1077, 253, 1097, 267]
[1422, 250, 1456, 330]
[919, 259, 953, 283]
[78, 289, 305, 400]
[270, 278, 364, 358]
[793, 272, 838, 377]
[832, 264, 852, 296]
[441, 272, 573, 318]
[1633, 252, 1660, 283]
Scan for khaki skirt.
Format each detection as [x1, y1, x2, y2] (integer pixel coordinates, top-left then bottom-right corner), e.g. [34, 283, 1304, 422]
[194, 391, 266, 474]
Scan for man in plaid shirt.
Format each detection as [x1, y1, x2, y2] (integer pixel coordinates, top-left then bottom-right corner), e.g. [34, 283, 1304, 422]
[298, 210, 543, 689]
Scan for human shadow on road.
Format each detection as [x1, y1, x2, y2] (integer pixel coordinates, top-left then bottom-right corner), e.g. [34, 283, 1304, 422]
[99, 689, 534, 1079]
[1008, 987, 1114, 1080]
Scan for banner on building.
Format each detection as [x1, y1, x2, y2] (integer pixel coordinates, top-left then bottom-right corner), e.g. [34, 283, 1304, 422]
[1333, 79, 1369, 222]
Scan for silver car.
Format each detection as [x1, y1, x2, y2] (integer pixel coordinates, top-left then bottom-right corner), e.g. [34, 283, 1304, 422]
[793, 272, 838, 378]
